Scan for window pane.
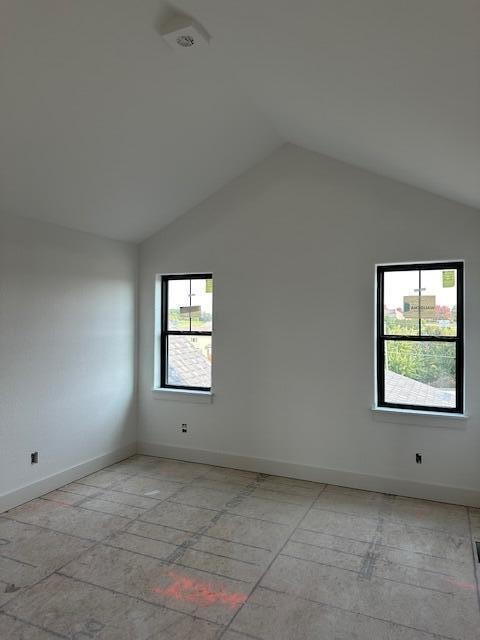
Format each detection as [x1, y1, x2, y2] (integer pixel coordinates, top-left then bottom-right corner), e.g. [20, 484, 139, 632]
[420, 269, 458, 337]
[168, 279, 191, 330]
[167, 335, 212, 388]
[190, 278, 213, 331]
[167, 278, 213, 331]
[383, 270, 419, 336]
[384, 340, 456, 409]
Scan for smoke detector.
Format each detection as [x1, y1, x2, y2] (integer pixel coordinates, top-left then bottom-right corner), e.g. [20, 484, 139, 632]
[160, 15, 210, 52]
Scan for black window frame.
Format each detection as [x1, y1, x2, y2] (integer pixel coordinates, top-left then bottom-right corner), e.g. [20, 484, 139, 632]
[376, 261, 464, 414]
[161, 273, 213, 392]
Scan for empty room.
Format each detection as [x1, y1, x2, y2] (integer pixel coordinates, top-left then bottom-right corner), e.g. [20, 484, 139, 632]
[1, 1, 479, 638]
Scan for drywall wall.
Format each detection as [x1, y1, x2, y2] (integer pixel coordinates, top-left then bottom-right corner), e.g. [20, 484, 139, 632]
[138, 144, 480, 504]
[0, 213, 137, 505]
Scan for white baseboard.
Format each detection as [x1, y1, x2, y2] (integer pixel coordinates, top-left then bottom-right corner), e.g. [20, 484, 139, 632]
[0, 442, 137, 514]
[138, 442, 480, 508]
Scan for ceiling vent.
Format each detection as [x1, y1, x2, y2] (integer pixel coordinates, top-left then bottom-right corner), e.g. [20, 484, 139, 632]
[160, 15, 210, 52]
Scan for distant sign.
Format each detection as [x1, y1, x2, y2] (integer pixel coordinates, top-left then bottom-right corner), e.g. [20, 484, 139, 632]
[442, 270, 455, 288]
[180, 305, 201, 317]
[403, 295, 436, 319]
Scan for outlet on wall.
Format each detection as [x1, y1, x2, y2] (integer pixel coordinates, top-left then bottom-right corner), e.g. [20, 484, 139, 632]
[416, 453, 423, 464]
[181, 423, 188, 433]
[31, 451, 38, 464]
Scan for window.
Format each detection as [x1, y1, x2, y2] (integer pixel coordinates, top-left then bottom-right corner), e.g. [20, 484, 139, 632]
[160, 274, 213, 391]
[376, 262, 463, 413]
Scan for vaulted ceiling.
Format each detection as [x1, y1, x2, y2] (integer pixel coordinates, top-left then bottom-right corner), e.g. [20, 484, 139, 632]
[1, 1, 479, 241]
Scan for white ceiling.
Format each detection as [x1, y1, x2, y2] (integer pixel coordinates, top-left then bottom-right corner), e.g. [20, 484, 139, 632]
[1, 1, 479, 242]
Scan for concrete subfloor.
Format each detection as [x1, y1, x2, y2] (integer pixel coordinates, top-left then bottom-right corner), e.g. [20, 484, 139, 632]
[0, 455, 479, 639]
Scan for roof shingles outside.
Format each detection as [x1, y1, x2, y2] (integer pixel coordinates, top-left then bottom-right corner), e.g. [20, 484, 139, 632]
[167, 336, 211, 388]
[385, 370, 455, 408]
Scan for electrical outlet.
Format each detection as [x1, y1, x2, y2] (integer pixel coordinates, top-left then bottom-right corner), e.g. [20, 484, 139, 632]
[416, 453, 422, 464]
[31, 451, 38, 464]
[181, 423, 188, 433]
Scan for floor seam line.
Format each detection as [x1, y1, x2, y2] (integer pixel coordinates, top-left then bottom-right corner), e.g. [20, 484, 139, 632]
[310, 504, 471, 538]
[166, 498, 299, 527]
[129, 522, 273, 552]
[54, 571, 222, 627]
[255, 585, 460, 640]
[296, 526, 457, 560]
[280, 553, 456, 596]
[216, 483, 329, 639]
[100, 541, 252, 584]
[0, 610, 69, 639]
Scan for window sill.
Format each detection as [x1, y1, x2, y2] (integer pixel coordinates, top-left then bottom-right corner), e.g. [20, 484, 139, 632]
[152, 388, 214, 404]
[371, 406, 468, 427]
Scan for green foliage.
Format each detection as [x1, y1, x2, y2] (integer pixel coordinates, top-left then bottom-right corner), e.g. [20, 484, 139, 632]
[384, 318, 456, 388]
[384, 317, 456, 338]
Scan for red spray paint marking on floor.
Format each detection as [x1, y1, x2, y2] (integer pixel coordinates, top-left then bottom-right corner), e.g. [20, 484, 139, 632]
[446, 577, 477, 591]
[152, 571, 247, 608]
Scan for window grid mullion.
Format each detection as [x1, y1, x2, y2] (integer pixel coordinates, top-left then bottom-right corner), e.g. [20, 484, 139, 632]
[189, 278, 192, 333]
[165, 331, 212, 337]
[379, 335, 458, 342]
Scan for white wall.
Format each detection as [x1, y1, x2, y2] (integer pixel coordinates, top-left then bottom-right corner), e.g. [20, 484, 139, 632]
[0, 213, 137, 505]
[138, 144, 480, 504]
